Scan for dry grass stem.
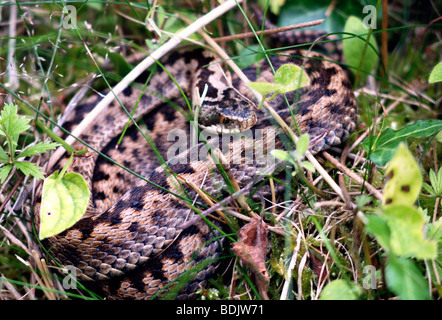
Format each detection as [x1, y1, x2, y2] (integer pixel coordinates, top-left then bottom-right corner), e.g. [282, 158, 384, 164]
[322, 151, 383, 201]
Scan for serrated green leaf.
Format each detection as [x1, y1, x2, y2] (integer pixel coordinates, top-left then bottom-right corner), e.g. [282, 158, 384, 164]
[320, 279, 362, 300]
[426, 168, 442, 196]
[422, 182, 436, 197]
[14, 161, 45, 180]
[382, 205, 437, 259]
[362, 120, 442, 166]
[342, 16, 378, 80]
[429, 169, 437, 191]
[383, 144, 422, 207]
[427, 217, 442, 241]
[39, 171, 90, 240]
[386, 255, 430, 300]
[0, 164, 13, 183]
[16, 142, 60, 159]
[0, 103, 31, 138]
[429, 61, 442, 83]
[273, 63, 310, 94]
[0, 146, 10, 162]
[438, 169, 442, 189]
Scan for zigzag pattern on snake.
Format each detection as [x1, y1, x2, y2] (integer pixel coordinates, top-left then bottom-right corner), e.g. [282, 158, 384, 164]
[36, 24, 358, 299]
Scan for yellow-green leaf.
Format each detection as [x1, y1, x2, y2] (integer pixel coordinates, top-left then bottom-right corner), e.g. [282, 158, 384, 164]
[39, 171, 90, 240]
[246, 81, 283, 97]
[383, 143, 422, 207]
[429, 61, 442, 83]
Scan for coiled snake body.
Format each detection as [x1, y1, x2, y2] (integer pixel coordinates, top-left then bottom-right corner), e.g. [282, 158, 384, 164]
[37, 31, 357, 299]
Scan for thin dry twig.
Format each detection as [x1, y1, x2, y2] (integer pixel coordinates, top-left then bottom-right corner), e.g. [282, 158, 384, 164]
[322, 151, 383, 201]
[212, 19, 324, 42]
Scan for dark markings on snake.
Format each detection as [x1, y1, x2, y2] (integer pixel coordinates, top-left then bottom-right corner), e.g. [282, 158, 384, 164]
[122, 86, 133, 97]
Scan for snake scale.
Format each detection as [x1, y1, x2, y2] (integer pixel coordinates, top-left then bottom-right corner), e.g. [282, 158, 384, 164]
[36, 13, 358, 299]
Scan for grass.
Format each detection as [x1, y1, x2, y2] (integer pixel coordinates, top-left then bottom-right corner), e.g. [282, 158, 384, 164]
[0, 0, 441, 300]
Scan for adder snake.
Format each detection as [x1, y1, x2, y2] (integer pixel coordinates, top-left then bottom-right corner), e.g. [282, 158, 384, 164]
[36, 15, 358, 300]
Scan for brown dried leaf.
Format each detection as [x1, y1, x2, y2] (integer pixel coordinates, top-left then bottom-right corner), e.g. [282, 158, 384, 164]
[231, 218, 269, 299]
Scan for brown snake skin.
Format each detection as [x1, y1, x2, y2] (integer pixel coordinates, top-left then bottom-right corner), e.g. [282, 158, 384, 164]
[36, 30, 358, 299]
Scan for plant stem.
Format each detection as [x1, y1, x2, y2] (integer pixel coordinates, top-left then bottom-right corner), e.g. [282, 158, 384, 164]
[59, 153, 74, 179]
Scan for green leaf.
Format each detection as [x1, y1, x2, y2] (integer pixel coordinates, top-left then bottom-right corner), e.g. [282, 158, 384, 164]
[0, 164, 13, 183]
[423, 182, 437, 197]
[427, 217, 442, 242]
[386, 255, 430, 300]
[270, 149, 293, 163]
[296, 133, 310, 155]
[429, 61, 442, 83]
[247, 81, 283, 97]
[436, 131, 442, 144]
[278, 1, 346, 33]
[39, 171, 90, 240]
[382, 205, 437, 259]
[16, 142, 60, 159]
[237, 45, 266, 69]
[273, 63, 310, 95]
[14, 161, 45, 180]
[247, 64, 309, 106]
[320, 279, 362, 300]
[426, 168, 442, 196]
[362, 120, 442, 166]
[342, 16, 378, 80]
[300, 161, 315, 173]
[258, 0, 286, 15]
[0, 103, 31, 138]
[383, 144, 422, 207]
[362, 213, 391, 252]
[0, 146, 10, 162]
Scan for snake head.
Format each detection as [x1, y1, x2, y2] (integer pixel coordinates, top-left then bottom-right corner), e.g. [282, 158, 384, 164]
[197, 88, 257, 134]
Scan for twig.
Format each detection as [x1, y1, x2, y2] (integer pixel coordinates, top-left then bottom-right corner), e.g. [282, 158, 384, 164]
[280, 232, 302, 300]
[322, 151, 383, 201]
[0, 175, 24, 215]
[216, 149, 258, 219]
[212, 19, 324, 43]
[47, 0, 243, 170]
[175, 174, 228, 224]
